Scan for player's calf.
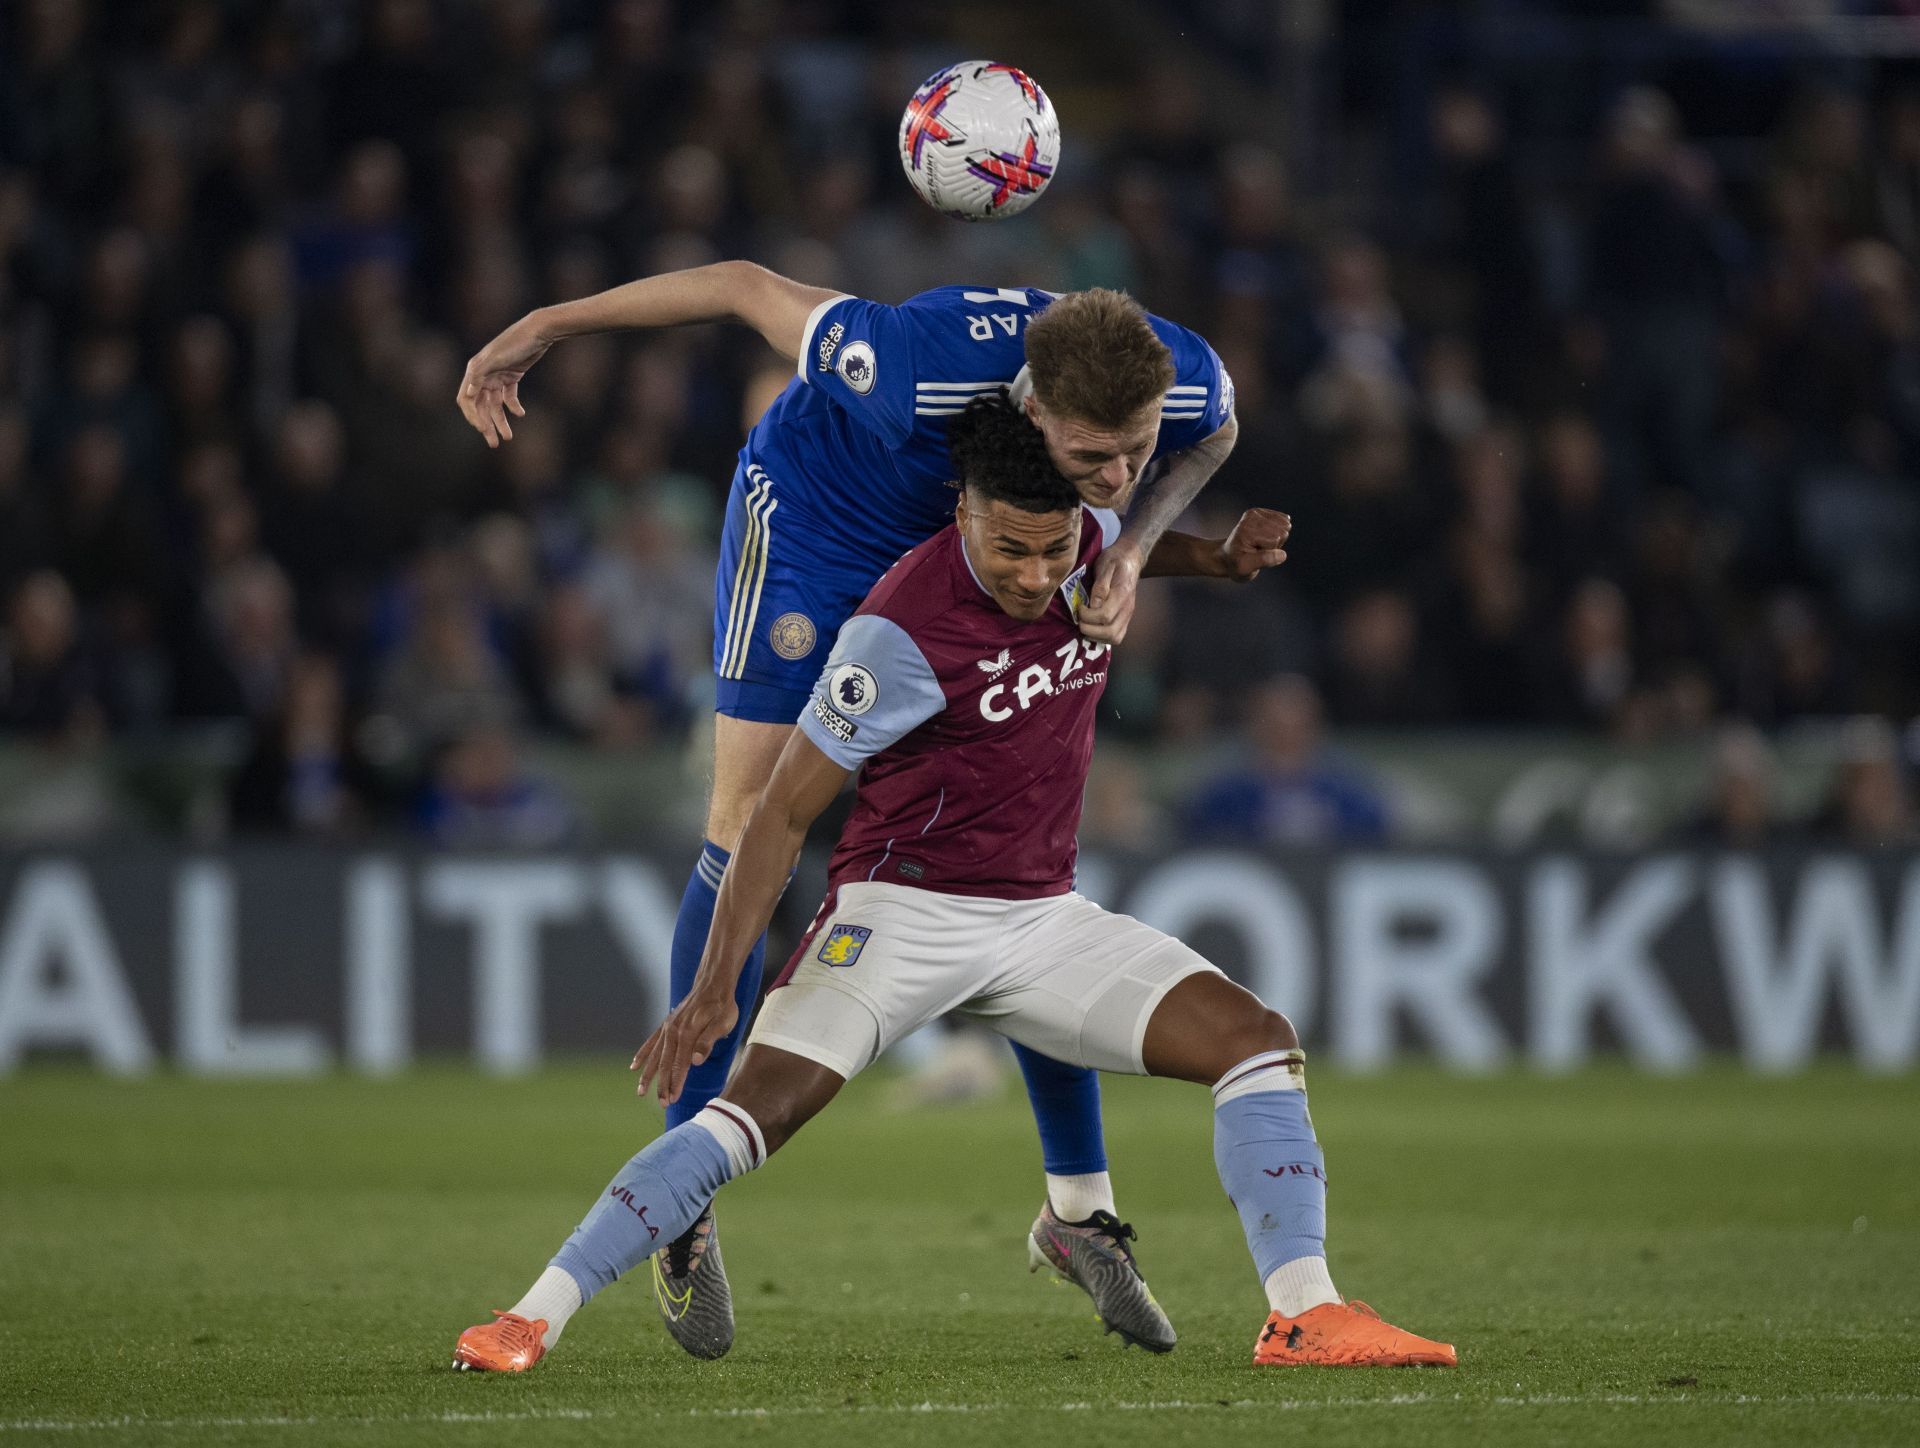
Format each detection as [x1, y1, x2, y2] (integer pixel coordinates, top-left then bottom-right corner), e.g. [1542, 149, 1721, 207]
[1140, 973, 1454, 1368]
[452, 1049, 842, 1372]
[1212, 1048, 1455, 1367]
[450, 1100, 767, 1372]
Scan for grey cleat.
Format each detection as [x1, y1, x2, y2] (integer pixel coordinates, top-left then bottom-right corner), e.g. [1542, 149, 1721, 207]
[651, 1206, 734, 1360]
[1027, 1202, 1177, 1353]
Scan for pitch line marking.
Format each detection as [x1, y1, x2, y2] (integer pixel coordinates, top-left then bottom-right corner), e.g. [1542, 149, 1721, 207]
[5, 1392, 1920, 1433]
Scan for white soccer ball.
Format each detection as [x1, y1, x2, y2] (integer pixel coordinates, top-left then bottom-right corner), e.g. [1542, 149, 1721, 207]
[898, 60, 1060, 222]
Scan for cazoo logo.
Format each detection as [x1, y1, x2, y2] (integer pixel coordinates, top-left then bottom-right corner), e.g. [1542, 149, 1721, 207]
[979, 638, 1106, 721]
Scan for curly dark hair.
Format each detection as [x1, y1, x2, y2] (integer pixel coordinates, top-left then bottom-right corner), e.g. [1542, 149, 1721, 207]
[946, 390, 1080, 515]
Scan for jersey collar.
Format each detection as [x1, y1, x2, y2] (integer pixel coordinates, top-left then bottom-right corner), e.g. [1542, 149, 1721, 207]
[955, 528, 994, 600]
[1006, 364, 1034, 409]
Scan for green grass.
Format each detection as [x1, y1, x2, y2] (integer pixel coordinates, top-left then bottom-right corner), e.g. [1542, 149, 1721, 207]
[1, 1062, 1916, 1447]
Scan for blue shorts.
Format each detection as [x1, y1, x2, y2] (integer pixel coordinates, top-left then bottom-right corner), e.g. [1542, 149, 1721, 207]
[711, 460, 902, 724]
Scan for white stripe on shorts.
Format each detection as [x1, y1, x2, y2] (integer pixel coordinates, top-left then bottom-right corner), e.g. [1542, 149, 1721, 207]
[721, 469, 777, 679]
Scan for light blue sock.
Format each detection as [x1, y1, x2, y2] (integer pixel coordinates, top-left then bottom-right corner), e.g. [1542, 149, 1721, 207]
[550, 1115, 749, 1303]
[666, 841, 768, 1130]
[1212, 1052, 1329, 1297]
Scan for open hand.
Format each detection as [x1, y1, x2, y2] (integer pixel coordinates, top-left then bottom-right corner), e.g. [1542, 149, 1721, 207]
[457, 312, 552, 448]
[632, 986, 740, 1106]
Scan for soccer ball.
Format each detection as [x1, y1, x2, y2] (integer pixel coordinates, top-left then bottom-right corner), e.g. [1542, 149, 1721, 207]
[898, 61, 1060, 221]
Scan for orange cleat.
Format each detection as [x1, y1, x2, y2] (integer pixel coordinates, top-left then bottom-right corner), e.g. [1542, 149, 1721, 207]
[1252, 1300, 1456, 1368]
[452, 1310, 548, 1373]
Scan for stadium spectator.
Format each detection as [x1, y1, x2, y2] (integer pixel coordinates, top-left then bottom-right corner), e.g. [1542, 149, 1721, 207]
[1413, 85, 1540, 408]
[1811, 715, 1917, 847]
[1182, 675, 1389, 846]
[414, 723, 578, 850]
[0, 405, 52, 601]
[533, 580, 650, 746]
[578, 491, 714, 729]
[181, 554, 300, 724]
[1325, 589, 1453, 726]
[0, 570, 102, 742]
[228, 651, 367, 836]
[1673, 723, 1779, 848]
[259, 400, 372, 647]
[1529, 411, 1626, 597]
[1587, 86, 1725, 500]
[1540, 578, 1639, 733]
[1080, 754, 1167, 852]
[368, 574, 523, 770]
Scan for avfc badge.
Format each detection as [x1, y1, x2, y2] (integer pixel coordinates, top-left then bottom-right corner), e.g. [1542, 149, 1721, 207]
[827, 662, 879, 715]
[837, 340, 877, 395]
[1060, 564, 1090, 620]
[817, 923, 872, 967]
[770, 612, 817, 660]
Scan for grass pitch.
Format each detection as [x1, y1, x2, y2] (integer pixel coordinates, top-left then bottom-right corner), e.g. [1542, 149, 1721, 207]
[1, 1061, 1916, 1447]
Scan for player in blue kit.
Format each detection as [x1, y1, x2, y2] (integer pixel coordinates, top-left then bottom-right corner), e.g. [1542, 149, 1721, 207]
[459, 264, 1240, 1357]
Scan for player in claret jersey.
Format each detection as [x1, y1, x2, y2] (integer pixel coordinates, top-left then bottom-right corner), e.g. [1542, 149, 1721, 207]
[452, 397, 1455, 1374]
[460, 266, 1239, 1356]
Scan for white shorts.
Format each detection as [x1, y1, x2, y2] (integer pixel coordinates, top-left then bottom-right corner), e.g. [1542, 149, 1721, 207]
[749, 882, 1220, 1080]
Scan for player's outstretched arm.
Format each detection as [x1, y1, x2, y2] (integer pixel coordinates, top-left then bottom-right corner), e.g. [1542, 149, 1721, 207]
[457, 262, 842, 447]
[1081, 411, 1239, 641]
[1141, 507, 1290, 582]
[633, 731, 850, 1104]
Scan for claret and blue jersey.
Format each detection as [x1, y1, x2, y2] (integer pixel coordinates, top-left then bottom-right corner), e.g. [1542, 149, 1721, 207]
[712, 284, 1233, 723]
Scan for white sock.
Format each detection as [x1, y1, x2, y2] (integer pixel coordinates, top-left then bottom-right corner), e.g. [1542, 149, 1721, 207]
[509, 1265, 584, 1349]
[691, 1101, 766, 1177]
[1264, 1254, 1340, 1318]
[1046, 1170, 1116, 1223]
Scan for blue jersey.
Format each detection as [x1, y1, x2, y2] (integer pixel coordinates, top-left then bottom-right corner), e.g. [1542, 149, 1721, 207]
[712, 285, 1232, 722]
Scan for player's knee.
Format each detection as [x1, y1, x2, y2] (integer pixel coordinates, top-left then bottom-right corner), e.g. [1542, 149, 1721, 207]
[1219, 1007, 1298, 1065]
[720, 1048, 843, 1156]
[703, 782, 761, 852]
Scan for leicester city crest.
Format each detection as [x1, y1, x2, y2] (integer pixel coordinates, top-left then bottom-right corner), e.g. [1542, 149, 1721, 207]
[770, 612, 817, 660]
[817, 924, 871, 967]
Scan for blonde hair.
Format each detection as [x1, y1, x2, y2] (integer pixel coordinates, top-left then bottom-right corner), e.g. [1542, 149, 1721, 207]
[1024, 289, 1175, 428]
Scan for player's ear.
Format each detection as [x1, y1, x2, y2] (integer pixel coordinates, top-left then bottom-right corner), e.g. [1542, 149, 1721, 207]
[954, 486, 970, 529]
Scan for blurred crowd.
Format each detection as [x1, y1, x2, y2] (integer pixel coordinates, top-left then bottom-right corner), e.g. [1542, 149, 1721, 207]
[1, 0, 1918, 845]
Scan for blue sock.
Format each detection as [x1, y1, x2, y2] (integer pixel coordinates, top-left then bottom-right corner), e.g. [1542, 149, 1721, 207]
[1011, 1041, 1108, 1176]
[550, 1114, 752, 1302]
[1212, 1053, 1327, 1284]
[665, 841, 768, 1130]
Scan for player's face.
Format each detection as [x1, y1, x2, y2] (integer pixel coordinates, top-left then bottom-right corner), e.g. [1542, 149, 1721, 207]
[1027, 398, 1161, 510]
[956, 492, 1083, 621]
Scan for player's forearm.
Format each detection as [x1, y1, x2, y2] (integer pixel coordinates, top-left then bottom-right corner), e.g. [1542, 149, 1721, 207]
[1118, 413, 1239, 558]
[531, 261, 820, 361]
[1140, 531, 1229, 579]
[691, 801, 807, 998]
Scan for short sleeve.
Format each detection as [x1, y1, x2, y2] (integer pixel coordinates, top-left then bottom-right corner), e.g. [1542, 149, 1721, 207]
[1153, 323, 1235, 455]
[797, 295, 918, 448]
[797, 614, 947, 768]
